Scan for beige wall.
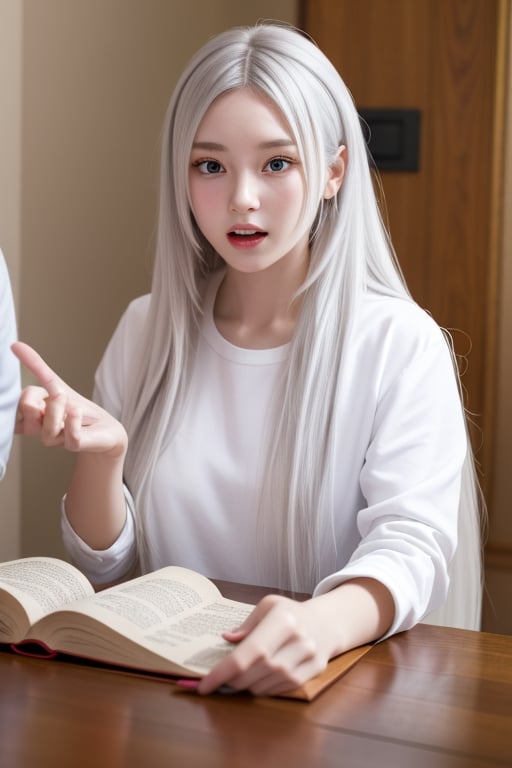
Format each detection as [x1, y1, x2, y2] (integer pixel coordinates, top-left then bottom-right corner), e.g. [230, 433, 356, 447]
[1, 0, 297, 561]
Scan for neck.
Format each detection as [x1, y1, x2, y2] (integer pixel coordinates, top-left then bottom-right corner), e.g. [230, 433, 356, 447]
[214, 255, 309, 349]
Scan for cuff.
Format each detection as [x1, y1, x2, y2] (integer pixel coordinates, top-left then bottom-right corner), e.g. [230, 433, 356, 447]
[60, 486, 137, 586]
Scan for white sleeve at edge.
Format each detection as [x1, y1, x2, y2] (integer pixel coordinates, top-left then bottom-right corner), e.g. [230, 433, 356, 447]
[60, 485, 137, 585]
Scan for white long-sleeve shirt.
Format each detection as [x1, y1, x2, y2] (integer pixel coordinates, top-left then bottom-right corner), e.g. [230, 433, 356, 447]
[63, 271, 466, 636]
[0, 249, 20, 480]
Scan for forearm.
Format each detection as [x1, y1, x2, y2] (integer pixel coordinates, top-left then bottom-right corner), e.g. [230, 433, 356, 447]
[311, 577, 395, 658]
[64, 449, 128, 550]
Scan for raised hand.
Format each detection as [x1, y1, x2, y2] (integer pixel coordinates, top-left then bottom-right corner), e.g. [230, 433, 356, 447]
[12, 341, 127, 458]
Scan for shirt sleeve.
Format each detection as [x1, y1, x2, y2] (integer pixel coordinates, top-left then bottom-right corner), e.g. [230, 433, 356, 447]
[314, 327, 467, 637]
[0, 250, 21, 480]
[61, 485, 138, 585]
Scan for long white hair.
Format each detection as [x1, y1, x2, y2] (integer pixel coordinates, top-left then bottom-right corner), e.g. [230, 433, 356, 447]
[121, 23, 483, 627]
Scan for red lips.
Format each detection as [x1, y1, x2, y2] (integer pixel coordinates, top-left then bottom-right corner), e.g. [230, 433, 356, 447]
[227, 229, 268, 248]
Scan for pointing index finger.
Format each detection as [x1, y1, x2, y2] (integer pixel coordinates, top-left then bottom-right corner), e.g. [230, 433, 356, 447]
[11, 341, 67, 397]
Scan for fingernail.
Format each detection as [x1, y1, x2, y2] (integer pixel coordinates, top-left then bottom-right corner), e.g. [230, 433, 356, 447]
[215, 685, 238, 695]
[175, 680, 238, 696]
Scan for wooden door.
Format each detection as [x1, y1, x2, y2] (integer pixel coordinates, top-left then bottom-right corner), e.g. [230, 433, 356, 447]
[301, 0, 510, 632]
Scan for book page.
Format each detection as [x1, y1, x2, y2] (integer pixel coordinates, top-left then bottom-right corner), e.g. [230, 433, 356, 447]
[0, 557, 94, 642]
[141, 597, 252, 672]
[31, 565, 253, 674]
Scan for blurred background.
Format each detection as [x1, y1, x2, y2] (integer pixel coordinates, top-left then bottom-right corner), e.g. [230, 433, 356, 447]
[1, 0, 510, 634]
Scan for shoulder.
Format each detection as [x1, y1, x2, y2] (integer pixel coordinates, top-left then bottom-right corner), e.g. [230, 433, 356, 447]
[356, 290, 446, 355]
[104, 294, 152, 362]
[94, 294, 151, 412]
[116, 294, 152, 332]
[347, 291, 456, 398]
[100, 295, 150, 357]
[103, 294, 152, 362]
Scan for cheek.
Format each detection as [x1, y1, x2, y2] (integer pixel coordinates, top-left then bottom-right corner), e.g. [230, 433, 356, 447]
[189, 184, 215, 225]
[275, 179, 305, 218]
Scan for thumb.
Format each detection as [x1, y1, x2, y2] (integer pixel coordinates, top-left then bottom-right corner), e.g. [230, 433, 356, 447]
[222, 627, 249, 643]
[221, 601, 270, 642]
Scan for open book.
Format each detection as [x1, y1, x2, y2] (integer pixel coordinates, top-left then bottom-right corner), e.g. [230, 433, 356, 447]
[0, 556, 372, 701]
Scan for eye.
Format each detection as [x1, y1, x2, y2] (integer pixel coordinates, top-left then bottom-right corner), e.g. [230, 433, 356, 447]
[193, 159, 224, 175]
[264, 157, 292, 173]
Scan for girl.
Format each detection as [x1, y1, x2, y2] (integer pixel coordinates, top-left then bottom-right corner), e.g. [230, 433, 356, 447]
[13, 22, 483, 696]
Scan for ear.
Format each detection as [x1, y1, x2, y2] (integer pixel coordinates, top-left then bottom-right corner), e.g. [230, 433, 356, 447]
[323, 145, 347, 200]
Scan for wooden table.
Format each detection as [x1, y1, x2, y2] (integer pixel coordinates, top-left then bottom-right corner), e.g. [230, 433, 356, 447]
[1, 582, 511, 768]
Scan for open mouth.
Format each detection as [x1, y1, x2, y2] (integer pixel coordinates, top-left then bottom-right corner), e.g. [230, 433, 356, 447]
[227, 229, 268, 245]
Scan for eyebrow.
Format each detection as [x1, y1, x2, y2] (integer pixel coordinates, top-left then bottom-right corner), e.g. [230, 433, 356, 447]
[191, 139, 296, 151]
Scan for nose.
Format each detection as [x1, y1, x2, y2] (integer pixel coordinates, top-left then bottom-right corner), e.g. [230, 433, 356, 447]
[229, 171, 260, 213]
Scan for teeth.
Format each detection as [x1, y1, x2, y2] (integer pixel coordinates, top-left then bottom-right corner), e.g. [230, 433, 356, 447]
[232, 230, 259, 236]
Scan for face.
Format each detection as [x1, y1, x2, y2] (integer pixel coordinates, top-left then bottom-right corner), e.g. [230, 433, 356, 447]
[188, 88, 309, 276]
